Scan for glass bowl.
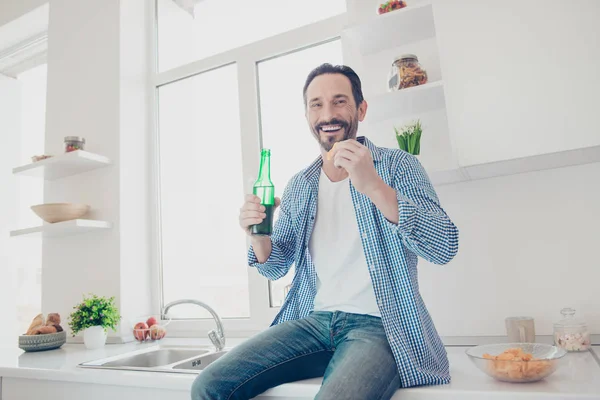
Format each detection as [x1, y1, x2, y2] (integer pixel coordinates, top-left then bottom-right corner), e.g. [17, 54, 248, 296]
[466, 343, 567, 383]
[131, 315, 171, 342]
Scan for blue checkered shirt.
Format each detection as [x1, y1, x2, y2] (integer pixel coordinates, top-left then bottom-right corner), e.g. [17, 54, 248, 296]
[248, 136, 459, 388]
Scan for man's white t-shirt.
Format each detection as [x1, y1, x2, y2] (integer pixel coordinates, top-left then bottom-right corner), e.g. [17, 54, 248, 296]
[308, 169, 381, 317]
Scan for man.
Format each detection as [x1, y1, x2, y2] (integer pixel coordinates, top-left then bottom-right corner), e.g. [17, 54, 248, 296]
[191, 64, 459, 400]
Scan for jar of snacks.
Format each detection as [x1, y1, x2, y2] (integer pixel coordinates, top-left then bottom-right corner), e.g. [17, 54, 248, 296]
[64, 136, 85, 152]
[377, 0, 407, 15]
[388, 54, 428, 91]
[553, 307, 591, 352]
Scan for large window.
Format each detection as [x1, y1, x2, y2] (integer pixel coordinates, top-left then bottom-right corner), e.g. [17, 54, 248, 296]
[154, 1, 346, 329]
[158, 64, 249, 319]
[257, 40, 343, 307]
[157, 0, 346, 72]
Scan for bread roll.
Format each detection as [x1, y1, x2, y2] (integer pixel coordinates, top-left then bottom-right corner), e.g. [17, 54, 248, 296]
[45, 313, 61, 326]
[26, 314, 44, 335]
[35, 325, 58, 335]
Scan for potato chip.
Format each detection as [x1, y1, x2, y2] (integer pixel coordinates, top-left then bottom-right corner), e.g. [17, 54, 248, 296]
[484, 348, 553, 381]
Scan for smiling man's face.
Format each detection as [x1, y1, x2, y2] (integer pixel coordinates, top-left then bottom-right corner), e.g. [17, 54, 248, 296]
[305, 73, 367, 152]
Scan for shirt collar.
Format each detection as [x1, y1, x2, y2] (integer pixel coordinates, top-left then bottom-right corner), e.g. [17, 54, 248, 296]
[302, 136, 382, 184]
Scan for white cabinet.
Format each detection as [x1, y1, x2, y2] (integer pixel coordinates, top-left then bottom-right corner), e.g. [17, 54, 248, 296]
[1, 377, 190, 400]
[433, 0, 600, 167]
[342, 0, 600, 186]
[1, 376, 307, 400]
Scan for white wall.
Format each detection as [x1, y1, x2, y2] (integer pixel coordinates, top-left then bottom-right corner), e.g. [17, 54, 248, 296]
[0, 0, 47, 28]
[42, 0, 122, 339]
[41, 0, 152, 341]
[118, 0, 153, 337]
[421, 162, 600, 337]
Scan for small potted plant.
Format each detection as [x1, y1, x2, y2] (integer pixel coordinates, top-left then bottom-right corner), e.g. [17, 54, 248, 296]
[394, 120, 423, 155]
[68, 293, 121, 349]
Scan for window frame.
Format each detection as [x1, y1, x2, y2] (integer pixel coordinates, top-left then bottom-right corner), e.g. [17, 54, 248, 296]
[149, 0, 347, 336]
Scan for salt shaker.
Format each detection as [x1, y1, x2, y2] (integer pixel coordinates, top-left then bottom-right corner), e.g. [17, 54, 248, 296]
[553, 307, 591, 352]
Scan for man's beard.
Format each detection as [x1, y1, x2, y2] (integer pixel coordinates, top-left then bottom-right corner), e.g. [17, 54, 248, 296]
[311, 116, 359, 152]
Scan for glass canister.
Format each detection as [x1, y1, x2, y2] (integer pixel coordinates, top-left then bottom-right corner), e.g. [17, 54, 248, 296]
[553, 307, 591, 352]
[64, 136, 85, 152]
[377, 1, 407, 15]
[388, 54, 428, 92]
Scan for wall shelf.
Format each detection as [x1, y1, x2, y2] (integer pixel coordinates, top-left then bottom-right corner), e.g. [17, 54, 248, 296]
[463, 144, 600, 182]
[343, 3, 435, 56]
[430, 145, 600, 187]
[10, 219, 112, 238]
[12, 150, 111, 180]
[366, 81, 445, 123]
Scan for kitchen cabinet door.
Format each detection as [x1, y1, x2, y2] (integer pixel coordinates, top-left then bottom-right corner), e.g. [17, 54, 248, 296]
[1, 377, 190, 400]
[433, 0, 600, 167]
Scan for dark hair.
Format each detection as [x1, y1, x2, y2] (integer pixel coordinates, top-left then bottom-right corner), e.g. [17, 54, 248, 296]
[303, 63, 364, 108]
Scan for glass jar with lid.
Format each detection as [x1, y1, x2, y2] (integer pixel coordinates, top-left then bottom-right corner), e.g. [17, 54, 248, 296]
[64, 136, 85, 152]
[388, 54, 428, 92]
[553, 307, 591, 352]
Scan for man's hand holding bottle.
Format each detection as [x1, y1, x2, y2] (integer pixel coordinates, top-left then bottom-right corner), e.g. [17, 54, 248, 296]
[239, 194, 280, 264]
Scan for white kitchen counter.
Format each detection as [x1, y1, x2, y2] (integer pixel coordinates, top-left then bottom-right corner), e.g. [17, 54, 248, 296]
[1, 339, 599, 399]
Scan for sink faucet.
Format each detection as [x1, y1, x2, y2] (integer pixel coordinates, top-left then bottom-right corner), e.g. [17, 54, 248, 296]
[161, 299, 226, 352]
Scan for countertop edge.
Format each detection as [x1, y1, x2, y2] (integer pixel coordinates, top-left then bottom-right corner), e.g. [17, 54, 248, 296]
[2, 366, 600, 400]
[1, 345, 599, 399]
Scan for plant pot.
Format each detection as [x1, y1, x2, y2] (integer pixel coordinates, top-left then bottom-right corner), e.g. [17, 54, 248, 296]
[83, 326, 107, 349]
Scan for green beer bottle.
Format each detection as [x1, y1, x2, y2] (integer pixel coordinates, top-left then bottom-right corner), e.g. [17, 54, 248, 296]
[251, 148, 275, 236]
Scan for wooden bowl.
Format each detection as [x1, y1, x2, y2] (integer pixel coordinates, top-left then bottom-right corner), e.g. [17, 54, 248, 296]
[31, 203, 90, 223]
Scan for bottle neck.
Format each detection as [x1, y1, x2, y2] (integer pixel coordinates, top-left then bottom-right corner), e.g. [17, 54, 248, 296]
[255, 150, 272, 186]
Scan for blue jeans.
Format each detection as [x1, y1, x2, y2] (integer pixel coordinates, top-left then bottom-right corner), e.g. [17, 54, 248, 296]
[191, 311, 400, 400]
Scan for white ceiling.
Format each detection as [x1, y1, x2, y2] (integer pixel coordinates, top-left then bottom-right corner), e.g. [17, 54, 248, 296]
[0, 2, 48, 77]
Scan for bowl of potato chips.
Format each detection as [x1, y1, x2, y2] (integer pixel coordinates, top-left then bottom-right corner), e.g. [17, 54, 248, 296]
[466, 343, 567, 383]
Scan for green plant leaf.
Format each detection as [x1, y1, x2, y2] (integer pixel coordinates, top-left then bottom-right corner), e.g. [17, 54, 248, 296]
[68, 293, 121, 336]
[395, 120, 423, 155]
[396, 134, 407, 151]
[414, 130, 421, 155]
[395, 120, 424, 154]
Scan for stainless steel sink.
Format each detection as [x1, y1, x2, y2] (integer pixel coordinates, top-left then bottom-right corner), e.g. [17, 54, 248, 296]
[78, 344, 228, 374]
[101, 348, 206, 368]
[172, 351, 228, 371]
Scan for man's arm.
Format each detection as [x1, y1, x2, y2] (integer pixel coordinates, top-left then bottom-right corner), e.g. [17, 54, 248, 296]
[367, 154, 459, 265]
[366, 181, 399, 224]
[250, 236, 272, 264]
[330, 139, 458, 265]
